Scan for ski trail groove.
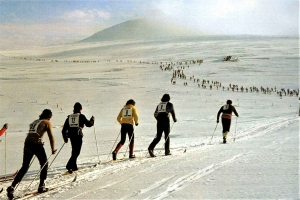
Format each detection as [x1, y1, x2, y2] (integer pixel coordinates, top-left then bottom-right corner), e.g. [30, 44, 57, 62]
[149, 153, 245, 200]
[120, 175, 176, 200]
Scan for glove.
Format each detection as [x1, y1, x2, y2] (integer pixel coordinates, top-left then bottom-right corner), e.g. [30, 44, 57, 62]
[90, 116, 95, 121]
[63, 137, 68, 143]
[174, 119, 177, 123]
[52, 149, 57, 154]
[135, 123, 139, 126]
[3, 123, 8, 129]
[217, 120, 219, 123]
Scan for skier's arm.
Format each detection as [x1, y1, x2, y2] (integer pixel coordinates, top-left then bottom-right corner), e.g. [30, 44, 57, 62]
[233, 107, 239, 117]
[133, 107, 139, 126]
[46, 121, 56, 153]
[117, 109, 123, 124]
[62, 118, 69, 139]
[154, 106, 159, 119]
[82, 114, 94, 127]
[170, 104, 177, 122]
[217, 108, 222, 123]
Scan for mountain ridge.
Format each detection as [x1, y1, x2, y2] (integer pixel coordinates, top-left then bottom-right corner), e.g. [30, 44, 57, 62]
[80, 18, 203, 42]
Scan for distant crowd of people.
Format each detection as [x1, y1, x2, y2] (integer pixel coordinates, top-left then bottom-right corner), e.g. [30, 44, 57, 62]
[8, 55, 299, 98]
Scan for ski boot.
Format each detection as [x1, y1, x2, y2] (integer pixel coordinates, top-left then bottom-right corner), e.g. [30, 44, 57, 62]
[67, 168, 73, 174]
[165, 150, 172, 156]
[148, 148, 156, 157]
[129, 154, 136, 159]
[38, 184, 49, 193]
[6, 186, 14, 200]
[112, 151, 117, 160]
[223, 137, 227, 144]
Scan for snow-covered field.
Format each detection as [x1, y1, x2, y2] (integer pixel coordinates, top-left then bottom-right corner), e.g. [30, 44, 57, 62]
[0, 36, 299, 199]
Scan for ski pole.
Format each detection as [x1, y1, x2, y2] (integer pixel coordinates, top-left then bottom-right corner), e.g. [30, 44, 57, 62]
[209, 123, 218, 145]
[21, 154, 53, 195]
[233, 117, 238, 142]
[93, 125, 101, 164]
[48, 143, 65, 169]
[106, 131, 121, 161]
[4, 130, 6, 179]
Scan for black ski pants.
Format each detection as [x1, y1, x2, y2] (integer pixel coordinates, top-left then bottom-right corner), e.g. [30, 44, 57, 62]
[149, 121, 170, 153]
[66, 136, 82, 171]
[117, 124, 134, 146]
[221, 118, 232, 133]
[12, 142, 48, 187]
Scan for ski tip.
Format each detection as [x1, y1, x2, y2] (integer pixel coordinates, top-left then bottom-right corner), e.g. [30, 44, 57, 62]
[0, 187, 3, 193]
[72, 175, 77, 182]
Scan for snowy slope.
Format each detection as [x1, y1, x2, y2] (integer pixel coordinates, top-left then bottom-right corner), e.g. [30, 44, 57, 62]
[0, 36, 299, 199]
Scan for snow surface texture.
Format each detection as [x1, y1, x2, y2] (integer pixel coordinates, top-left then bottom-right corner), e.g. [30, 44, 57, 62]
[0, 36, 299, 199]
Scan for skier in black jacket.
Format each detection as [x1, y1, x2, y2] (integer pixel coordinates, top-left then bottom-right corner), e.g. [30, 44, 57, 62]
[62, 102, 94, 173]
[148, 94, 177, 157]
[217, 100, 239, 143]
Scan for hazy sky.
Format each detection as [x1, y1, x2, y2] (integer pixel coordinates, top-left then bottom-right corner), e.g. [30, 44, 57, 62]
[0, 0, 299, 46]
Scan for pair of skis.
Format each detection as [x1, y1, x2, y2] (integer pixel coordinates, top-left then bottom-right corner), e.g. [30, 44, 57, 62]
[13, 175, 77, 200]
[0, 170, 18, 194]
[17, 163, 99, 199]
[9, 163, 98, 199]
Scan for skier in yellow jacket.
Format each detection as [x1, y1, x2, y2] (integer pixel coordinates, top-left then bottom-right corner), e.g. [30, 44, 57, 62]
[113, 99, 138, 160]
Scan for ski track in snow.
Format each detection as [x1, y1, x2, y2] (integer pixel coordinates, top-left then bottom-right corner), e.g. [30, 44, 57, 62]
[233, 116, 295, 142]
[2, 116, 297, 199]
[142, 117, 297, 200]
[147, 154, 246, 200]
[120, 176, 176, 200]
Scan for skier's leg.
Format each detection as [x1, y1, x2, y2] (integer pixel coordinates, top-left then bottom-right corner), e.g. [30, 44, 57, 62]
[8, 143, 34, 199]
[34, 144, 49, 192]
[72, 137, 82, 170]
[112, 125, 127, 160]
[148, 123, 163, 157]
[12, 143, 34, 187]
[149, 124, 163, 150]
[35, 144, 48, 188]
[222, 118, 231, 143]
[66, 137, 82, 171]
[128, 125, 135, 158]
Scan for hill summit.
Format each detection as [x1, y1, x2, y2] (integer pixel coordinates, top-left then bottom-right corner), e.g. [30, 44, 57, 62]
[80, 18, 202, 42]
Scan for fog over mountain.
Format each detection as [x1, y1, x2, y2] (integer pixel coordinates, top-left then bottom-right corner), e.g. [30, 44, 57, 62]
[80, 18, 204, 42]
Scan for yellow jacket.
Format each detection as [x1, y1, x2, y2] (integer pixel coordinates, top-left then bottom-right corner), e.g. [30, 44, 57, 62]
[117, 104, 138, 125]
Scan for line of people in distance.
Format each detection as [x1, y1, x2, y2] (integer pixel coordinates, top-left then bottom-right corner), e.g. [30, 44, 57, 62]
[5, 94, 238, 199]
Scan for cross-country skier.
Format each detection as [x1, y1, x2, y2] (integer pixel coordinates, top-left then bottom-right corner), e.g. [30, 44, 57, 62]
[112, 99, 138, 160]
[62, 102, 94, 173]
[217, 100, 239, 143]
[0, 123, 8, 136]
[148, 94, 177, 157]
[6, 109, 57, 199]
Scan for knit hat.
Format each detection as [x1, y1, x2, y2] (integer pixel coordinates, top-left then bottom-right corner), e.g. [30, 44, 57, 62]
[161, 94, 170, 102]
[74, 102, 82, 112]
[226, 100, 232, 105]
[126, 99, 135, 106]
